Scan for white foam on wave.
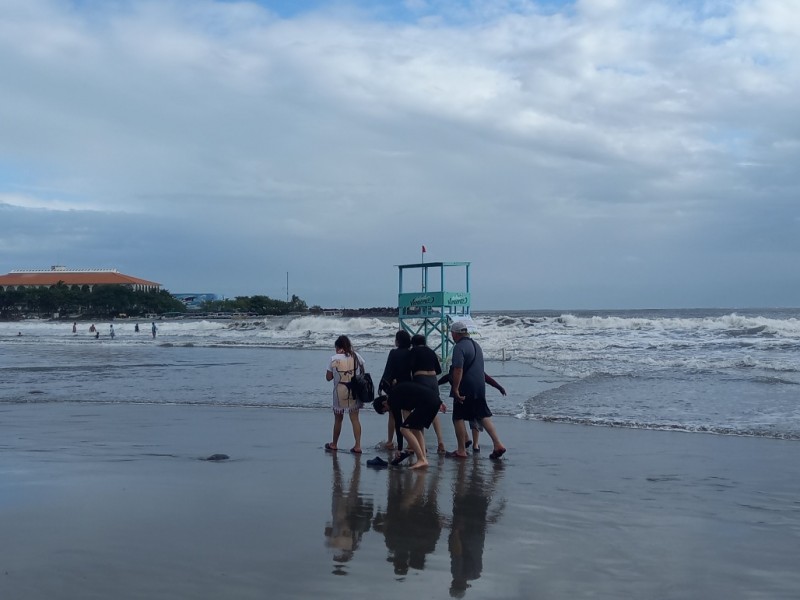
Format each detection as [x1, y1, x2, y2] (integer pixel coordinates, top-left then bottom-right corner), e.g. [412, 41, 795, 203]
[2, 310, 799, 382]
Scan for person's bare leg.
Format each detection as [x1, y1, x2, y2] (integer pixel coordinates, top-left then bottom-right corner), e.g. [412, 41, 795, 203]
[452, 419, 468, 456]
[331, 412, 344, 449]
[349, 411, 362, 452]
[402, 429, 428, 469]
[413, 430, 427, 461]
[479, 417, 505, 454]
[432, 415, 446, 453]
[471, 427, 480, 451]
[384, 412, 396, 449]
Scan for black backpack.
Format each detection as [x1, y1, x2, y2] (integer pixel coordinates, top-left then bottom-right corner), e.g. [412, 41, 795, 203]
[349, 357, 375, 405]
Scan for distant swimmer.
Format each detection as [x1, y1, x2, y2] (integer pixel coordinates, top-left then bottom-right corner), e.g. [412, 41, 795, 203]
[134, 323, 140, 333]
[151, 322, 157, 338]
[72, 322, 77, 334]
[95, 331, 100, 339]
[89, 324, 96, 333]
[110, 324, 115, 339]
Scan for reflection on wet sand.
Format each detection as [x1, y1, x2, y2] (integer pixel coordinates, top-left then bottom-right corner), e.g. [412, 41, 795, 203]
[321, 453, 506, 591]
[373, 467, 444, 576]
[324, 454, 374, 575]
[448, 460, 506, 597]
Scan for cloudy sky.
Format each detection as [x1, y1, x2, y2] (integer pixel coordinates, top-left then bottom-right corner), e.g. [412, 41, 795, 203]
[1, 0, 798, 310]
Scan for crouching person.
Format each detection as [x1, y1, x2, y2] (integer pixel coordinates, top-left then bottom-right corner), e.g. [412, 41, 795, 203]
[373, 381, 447, 470]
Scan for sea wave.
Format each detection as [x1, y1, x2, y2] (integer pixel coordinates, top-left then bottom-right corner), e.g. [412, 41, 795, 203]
[515, 414, 800, 441]
[2, 310, 799, 383]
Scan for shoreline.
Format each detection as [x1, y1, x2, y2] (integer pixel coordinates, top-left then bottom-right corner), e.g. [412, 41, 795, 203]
[2, 403, 798, 599]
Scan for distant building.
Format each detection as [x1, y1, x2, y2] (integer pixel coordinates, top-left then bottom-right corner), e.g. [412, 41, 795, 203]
[172, 293, 219, 310]
[0, 266, 161, 292]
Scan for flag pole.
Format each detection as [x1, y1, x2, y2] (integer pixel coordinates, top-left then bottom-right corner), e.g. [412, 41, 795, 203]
[421, 245, 426, 291]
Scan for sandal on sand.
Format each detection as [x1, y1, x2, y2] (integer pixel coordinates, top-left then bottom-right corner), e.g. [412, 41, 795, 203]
[324, 443, 337, 452]
[465, 440, 472, 449]
[350, 447, 362, 454]
[445, 451, 469, 459]
[390, 451, 412, 466]
[473, 446, 481, 453]
[437, 443, 447, 455]
[489, 448, 506, 460]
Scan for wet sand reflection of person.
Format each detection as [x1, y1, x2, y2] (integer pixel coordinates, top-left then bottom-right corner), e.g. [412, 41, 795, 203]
[373, 468, 443, 577]
[324, 453, 374, 575]
[448, 460, 506, 598]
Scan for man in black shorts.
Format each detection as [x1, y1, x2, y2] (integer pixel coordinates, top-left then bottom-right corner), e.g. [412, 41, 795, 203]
[447, 321, 507, 460]
[373, 381, 446, 470]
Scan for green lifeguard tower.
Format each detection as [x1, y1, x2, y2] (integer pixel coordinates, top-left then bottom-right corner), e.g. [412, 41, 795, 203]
[397, 261, 471, 365]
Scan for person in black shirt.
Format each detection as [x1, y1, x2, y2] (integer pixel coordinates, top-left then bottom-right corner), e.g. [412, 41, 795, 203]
[378, 330, 413, 450]
[410, 334, 446, 454]
[373, 382, 446, 470]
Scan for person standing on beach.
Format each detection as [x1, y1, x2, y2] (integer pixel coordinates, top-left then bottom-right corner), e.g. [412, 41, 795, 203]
[151, 322, 157, 338]
[378, 330, 414, 450]
[325, 335, 365, 454]
[72, 322, 77, 334]
[372, 381, 446, 470]
[446, 321, 506, 460]
[439, 372, 506, 453]
[109, 324, 115, 339]
[409, 334, 447, 454]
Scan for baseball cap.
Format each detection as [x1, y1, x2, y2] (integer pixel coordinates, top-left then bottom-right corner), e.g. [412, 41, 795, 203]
[450, 320, 469, 334]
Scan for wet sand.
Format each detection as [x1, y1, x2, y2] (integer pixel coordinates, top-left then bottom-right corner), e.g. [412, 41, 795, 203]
[1, 403, 798, 599]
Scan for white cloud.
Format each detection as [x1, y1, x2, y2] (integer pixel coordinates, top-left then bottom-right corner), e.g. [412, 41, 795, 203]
[0, 0, 798, 308]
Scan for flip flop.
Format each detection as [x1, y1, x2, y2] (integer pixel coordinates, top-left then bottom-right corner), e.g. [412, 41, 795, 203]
[324, 443, 337, 452]
[367, 456, 388, 468]
[445, 451, 469, 459]
[390, 451, 412, 466]
[350, 447, 362, 454]
[489, 447, 506, 460]
[465, 440, 472, 449]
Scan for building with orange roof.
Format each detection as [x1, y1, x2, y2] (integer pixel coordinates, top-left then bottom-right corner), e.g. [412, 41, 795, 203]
[0, 266, 161, 292]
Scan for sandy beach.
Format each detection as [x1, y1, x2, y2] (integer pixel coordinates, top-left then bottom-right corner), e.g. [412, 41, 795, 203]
[1, 403, 798, 599]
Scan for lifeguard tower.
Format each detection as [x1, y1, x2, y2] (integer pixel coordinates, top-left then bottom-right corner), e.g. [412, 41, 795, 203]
[397, 261, 471, 365]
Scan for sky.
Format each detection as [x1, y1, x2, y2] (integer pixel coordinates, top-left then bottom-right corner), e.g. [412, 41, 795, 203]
[1, 0, 798, 310]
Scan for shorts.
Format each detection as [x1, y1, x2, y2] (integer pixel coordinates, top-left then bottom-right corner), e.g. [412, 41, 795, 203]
[451, 395, 492, 423]
[391, 382, 442, 431]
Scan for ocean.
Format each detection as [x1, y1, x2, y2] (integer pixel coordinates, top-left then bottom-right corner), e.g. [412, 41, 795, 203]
[2, 308, 799, 441]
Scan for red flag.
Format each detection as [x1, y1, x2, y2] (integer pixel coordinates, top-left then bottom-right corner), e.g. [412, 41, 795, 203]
[422, 245, 426, 253]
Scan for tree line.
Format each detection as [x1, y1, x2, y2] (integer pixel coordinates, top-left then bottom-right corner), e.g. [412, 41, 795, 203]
[0, 284, 311, 320]
[0, 283, 186, 319]
[199, 294, 308, 315]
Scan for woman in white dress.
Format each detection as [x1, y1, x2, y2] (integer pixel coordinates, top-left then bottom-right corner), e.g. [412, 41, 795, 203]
[325, 335, 365, 453]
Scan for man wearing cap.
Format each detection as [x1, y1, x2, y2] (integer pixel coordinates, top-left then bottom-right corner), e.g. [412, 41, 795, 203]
[447, 321, 507, 460]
